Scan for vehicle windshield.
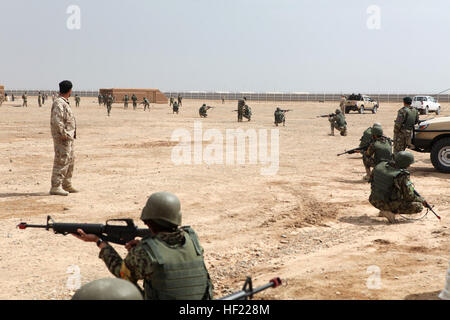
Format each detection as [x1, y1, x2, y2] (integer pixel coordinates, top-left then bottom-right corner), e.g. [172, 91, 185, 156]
[414, 97, 427, 101]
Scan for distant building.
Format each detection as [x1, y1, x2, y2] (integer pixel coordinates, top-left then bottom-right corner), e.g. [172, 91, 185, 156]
[0, 85, 4, 97]
[98, 88, 168, 104]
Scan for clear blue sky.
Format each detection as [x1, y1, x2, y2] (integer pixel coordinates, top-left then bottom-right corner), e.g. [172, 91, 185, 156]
[0, 0, 449, 93]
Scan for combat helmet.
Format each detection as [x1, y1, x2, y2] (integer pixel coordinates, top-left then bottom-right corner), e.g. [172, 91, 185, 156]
[276, 107, 281, 111]
[140, 192, 182, 228]
[373, 122, 382, 128]
[335, 109, 341, 114]
[394, 151, 415, 169]
[372, 126, 383, 137]
[72, 278, 143, 300]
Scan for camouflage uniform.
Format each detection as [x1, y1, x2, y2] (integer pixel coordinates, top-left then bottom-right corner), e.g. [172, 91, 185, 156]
[38, 93, 42, 107]
[106, 95, 113, 116]
[22, 93, 28, 107]
[75, 95, 80, 107]
[98, 94, 103, 106]
[173, 101, 179, 114]
[50, 97, 76, 189]
[339, 96, 346, 113]
[369, 161, 423, 214]
[364, 136, 393, 171]
[132, 94, 138, 110]
[124, 95, 129, 109]
[393, 105, 419, 154]
[199, 104, 208, 118]
[329, 113, 347, 136]
[99, 229, 213, 300]
[243, 105, 252, 121]
[169, 97, 174, 107]
[274, 109, 286, 126]
[237, 99, 244, 122]
[143, 98, 150, 111]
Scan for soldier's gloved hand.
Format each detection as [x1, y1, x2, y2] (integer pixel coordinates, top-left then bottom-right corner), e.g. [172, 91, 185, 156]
[125, 239, 140, 251]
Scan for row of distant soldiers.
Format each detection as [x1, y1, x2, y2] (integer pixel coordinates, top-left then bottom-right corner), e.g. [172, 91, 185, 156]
[336, 96, 426, 223]
[12, 92, 79, 108]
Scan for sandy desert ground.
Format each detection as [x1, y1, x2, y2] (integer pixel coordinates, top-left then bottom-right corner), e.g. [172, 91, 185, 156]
[0, 97, 449, 300]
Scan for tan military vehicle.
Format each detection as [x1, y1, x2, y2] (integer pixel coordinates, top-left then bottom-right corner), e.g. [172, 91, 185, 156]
[412, 116, 450, 173]
[344, 94, 379, 114]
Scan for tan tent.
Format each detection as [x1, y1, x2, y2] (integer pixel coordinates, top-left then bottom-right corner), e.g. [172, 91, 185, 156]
[99, 88, 168, 104]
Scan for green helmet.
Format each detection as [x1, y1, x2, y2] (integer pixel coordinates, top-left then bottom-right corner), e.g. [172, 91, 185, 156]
[373, 122, 382, 128]
[276, 107, 281, 111]
[395, 151, 415, 169]
[335, 109, 341, 114]
[372, 126, 383, 137]
[72, 278, 143, 300]
[141, 192, 182, 227]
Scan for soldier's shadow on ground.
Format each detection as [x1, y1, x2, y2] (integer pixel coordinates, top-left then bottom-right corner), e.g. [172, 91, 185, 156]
[404, 290, 441, 300]
[0, 192, 50, 198]
[339, 215, 413, 226]
[408, 166, 448, 179]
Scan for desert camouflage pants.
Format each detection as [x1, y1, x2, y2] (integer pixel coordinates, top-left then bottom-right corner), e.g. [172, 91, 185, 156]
[393, 129, 412, 154]
[369, 194, 423, 214]
[363, 154, 375, 170]
[51, 139, 75, 188]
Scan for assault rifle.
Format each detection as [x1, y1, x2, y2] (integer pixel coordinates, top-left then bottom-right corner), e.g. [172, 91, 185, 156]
[281, 109, 293, 113]
[337, 146, 366, 156]
[218, 277, 282, 300]
[317, 113, 336, 118]
[17, 216, 152, 245]
[413, 190, 441, 220]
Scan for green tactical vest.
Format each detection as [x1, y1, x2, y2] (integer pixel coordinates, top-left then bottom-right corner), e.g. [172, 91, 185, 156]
[141, 227, 212, 300]
[403, 107, 418, 130]
[359, 128, 373, 148]
[336, 114, 346, 127]
[373, 138, 392, 165]
[371, 162, 404, 202]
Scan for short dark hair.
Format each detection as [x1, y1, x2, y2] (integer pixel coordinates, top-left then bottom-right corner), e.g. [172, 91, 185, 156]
[403, 96, 412, 105]
[59, 80, 73, 94]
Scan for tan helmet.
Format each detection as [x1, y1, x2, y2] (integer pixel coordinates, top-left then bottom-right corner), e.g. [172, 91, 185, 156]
[72, 278, 143, 300]
[140, 192, 182, 227]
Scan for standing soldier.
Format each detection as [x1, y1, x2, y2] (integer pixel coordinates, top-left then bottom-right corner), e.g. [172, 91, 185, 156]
[12, 94, 15, 102]
[173, 101, 180, 114]
[52, 92, 56, 102]
[369, 151, 425, 223]
[98, 93, 103, 106]
[106, 94, 113, 116]
[124, 95, 129, 109]
[75, 94, 81, 108]
[393, 97, 419, 154]
[38, 92, 42, 107]
[362, 125, 393, 181]
[22, 92, 28, 107]
[329, 109, 347, 136]
[131, 94, 138, 110]
[236, 99, 245, 122]
[339, 95, 346, 113]
[222, 96, 225, 104]
[50, 80, 78, 196]
[178, 94, 183, 107]
[169, 96, 174, 107]
[72, 192, 214, 300]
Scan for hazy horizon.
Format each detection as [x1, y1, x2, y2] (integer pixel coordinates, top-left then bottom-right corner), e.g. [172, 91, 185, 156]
[1, 0, 449, 93]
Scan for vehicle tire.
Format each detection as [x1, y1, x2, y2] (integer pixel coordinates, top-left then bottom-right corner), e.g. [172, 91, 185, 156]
[436, 107, 440, 115]
[372, 105, 378, 114]
[359, 106, 364, 114]
[345, 107, 350, 114]
[425, 106, 429, 115]
[430, 137, 450, 173]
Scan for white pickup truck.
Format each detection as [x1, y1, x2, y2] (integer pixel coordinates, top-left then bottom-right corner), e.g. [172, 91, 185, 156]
[412, 96, 441, 115]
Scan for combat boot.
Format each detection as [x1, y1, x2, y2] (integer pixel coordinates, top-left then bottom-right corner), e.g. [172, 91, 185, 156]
[50, 186, 69, 196]
[380, 210, 397, 224]
[63, 185, 79, 193]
